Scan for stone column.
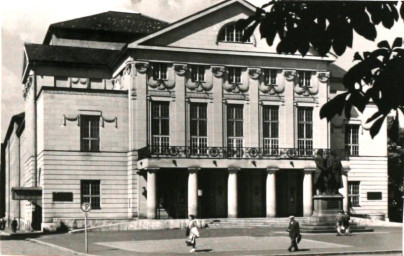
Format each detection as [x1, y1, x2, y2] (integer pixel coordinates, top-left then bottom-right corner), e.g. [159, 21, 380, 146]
[303, 169, 314, 217]
[340, 169, 349, 212]
[146, 168, 158, 219]
[188, 168, 200, 217]
[227, 167, 239, 218]
[266, 168, 279, 217]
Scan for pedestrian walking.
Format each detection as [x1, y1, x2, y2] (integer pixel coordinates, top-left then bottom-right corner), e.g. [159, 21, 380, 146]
[287, 216, 300, 252]
[11, 218, 18, 233]
[0, 218, 6, 230]
[185, 215, 199, 253]
[336, 210, 344, 236]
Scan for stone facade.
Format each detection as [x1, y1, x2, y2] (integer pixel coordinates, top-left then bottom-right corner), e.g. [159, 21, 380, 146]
[2, 0, 388, 231]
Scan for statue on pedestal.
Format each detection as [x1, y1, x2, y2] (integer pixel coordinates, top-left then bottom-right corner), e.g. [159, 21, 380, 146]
[314, 150, 343, 195]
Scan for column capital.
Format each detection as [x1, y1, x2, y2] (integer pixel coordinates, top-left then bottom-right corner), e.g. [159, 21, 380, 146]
[303, 168, 316, 174]
[145, 168, 159, 173]
[228, 167, 240, 174]
[266, 167, 279, 174]
[188, 167, 201, 174]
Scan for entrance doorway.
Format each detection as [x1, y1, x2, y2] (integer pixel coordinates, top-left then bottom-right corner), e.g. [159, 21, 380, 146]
[198, 170, 227, 218]
[31, 203, 42, 230]
[276, 170, 303, 217]
[238, 170, 266, 217]
[157, 169, 188, 219]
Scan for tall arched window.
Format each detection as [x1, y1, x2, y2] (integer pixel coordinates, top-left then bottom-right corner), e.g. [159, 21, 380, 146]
[218, 23, 251, 43]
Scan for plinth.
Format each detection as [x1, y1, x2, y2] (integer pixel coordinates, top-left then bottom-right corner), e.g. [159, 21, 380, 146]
[309, 194, 343, 223]
[301, 194, 373, 233]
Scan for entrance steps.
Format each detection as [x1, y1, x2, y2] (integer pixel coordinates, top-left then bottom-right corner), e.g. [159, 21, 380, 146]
[206, 217, 309, 229]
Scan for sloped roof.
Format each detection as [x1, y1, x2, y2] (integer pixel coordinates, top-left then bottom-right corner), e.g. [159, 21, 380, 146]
[131, 0, 256, 47]
[24, 43, 120, 66]
[3, 112, 25, 145]
[329, 63, 347, 80]
[43, 11, 169, 44]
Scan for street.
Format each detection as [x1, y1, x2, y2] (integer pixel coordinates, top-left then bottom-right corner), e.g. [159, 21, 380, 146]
[0, 226, 399, 256]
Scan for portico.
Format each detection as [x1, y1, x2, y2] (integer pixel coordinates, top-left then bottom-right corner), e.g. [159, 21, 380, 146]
[139, 156, 342, 219]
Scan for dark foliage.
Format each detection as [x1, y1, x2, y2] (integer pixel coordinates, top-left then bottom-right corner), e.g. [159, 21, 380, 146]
[321, 38, 404, 137]
[238, 1, 402, 57]
[238, 1, 404, 137]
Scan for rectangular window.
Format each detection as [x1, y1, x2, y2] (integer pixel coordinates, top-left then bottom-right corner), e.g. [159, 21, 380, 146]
[228, 67, 242, 84]
[191, 65, 205, 82]
[81, 180, 100, 209]
[348, 181, 360, 207]
[345, 125, 359, 156]
[263, 106, 279, 155]
[190, 103, 207, 155]
[227, 105, 243, 156]
[152, 63, 167, 80]
[297, 107, 313, 156]
[80, 116, 100, 152]
[151, 101, 170, 153]
[298, 71, 311, 87]
[263, 69, 277, 85]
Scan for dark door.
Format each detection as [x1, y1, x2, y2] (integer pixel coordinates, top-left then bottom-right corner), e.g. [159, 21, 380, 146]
[238, 170, 266, 217]
[276, 170, 303, 217]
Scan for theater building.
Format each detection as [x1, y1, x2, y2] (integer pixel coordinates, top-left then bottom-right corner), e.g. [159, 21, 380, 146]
[2, 0, 388, 231]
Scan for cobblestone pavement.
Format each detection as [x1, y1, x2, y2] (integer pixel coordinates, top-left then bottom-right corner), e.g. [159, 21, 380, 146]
[1, 227, 402, 256]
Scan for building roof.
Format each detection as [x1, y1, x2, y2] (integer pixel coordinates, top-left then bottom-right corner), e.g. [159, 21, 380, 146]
[3, 112, 25, 145]
[43, 11, 169, 44]
[25, 43, 120, 66]
[329, 63, 347, 80]
[131, 0, 256, 47]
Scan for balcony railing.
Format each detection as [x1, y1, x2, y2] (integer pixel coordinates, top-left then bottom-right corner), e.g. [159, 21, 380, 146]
[138, 145, 349, 160]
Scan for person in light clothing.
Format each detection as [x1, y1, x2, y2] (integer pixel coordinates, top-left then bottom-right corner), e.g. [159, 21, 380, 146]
[187, 215, 200, 253]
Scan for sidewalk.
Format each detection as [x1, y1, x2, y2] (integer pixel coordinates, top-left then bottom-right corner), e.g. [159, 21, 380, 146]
[27, 226, 402, 256]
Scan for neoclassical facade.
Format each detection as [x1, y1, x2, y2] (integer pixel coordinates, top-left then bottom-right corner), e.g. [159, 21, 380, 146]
[2, 0, 388, 231]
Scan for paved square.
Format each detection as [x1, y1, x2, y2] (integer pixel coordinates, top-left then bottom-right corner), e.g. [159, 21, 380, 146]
[96, 236, 351, 254]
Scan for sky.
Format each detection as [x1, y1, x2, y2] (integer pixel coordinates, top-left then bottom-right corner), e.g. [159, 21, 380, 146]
[1, 0, 403, 141]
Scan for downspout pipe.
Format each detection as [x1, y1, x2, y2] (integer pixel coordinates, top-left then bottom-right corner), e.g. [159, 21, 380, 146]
[33, 72, 37, 188]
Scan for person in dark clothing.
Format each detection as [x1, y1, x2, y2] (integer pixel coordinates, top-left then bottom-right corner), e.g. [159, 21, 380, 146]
[0, 218, 6, 230]
[11, 218, 18, 233]
[287, 216, 300, 252]
[326, 150, 343, 194]
[314, 149, 327, 195]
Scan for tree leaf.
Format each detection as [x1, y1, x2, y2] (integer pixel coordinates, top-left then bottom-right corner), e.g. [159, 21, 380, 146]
[366, 111, 383, 123]
[401, 2, 404, 23]
[353, 52, 363, 61]
[392, 37, 403, 49]
[320, 92, 349, 121]
[377, 40, 390, 49]
[242, 22, 259, 42]
[370, 115, 385, 138]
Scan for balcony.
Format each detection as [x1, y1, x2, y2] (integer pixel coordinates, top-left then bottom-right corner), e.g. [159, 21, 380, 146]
[138, 145, 349, 160]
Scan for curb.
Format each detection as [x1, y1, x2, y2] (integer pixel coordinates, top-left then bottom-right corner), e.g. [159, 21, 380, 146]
[28, 238, 98, 256]
[254, 249, 402, 256]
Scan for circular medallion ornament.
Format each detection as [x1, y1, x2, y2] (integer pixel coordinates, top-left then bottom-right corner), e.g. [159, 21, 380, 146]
[209, 147, 220, 157]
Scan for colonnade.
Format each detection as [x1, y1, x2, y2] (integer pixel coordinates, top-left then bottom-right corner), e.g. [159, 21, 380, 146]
[144, 167, 348, 219]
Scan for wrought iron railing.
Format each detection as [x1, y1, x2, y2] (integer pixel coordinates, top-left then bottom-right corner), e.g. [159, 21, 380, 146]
[138, 145, 349, 160]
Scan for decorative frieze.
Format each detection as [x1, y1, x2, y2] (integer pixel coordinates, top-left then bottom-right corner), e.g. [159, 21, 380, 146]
[62, 114, 117, 128]
[317, 71, 330, 83]
[23, 76, 33, 98]
[174, 64, 188, 76]
[186, 66, 213, 92]
[283, 70, 296, 81]
[223, 67, 249, 93]
[212, 66, 225, 78]
[248, 68, 261, 80]
[135, 62, 149, 74]
[147, 64, 175, 90]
